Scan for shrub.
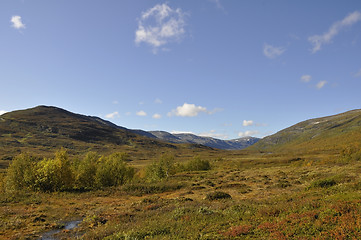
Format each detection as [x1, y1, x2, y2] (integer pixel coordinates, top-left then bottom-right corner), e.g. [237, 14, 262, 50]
[4, 153, 37, 191]
[95, 153, 135, 188]
[184, 156, 211, 171]
[145, 154, 176, 182]
[4, 150, 134, 192]
[309, 178, 337, 189]
[75, 152, 99, 190]
[339, 145, 361, 162]
[34, 149, 74, 192]
[205, 191, 232, 201]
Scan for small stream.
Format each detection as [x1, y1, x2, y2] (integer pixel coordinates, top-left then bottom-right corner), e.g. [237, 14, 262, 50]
[39, 219, 82, 240]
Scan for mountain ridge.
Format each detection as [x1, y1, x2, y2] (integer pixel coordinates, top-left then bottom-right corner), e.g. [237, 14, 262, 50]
[250, 109, 361, 153]
[147, 131, 260, 150]
[0, 105, 259, 163]
[0, 106, 183, 160]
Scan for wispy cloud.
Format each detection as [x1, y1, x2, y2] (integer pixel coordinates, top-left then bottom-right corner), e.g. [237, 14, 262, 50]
[242, 120, 254, 127]
[316, 80, 327, 89]
[168, 103, 209, 117]
[136, 110, 147, 116]
[354, 68, 361, 77]
[11, 15, 25, 29]
[263, 43, 286, 59]
[135, 3, 187, 53]
[154, 98, 162, 104]
[308, 11, 361, 53]
[152, 113, 162, 119]
[208, 0, 226, 13]
[301, 75, 312, 83]
[238, 130, 259, 137]
[105, 111, 119, 119]
[0, 110, 7, 115]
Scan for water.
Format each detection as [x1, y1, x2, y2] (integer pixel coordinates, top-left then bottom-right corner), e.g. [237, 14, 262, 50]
[39, 220, 82, 240]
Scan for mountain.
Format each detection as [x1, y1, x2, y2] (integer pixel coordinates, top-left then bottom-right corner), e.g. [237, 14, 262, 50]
[250, 109, 361, 153]
[0, 106, 206, 160]
[135, 131, 260, 150]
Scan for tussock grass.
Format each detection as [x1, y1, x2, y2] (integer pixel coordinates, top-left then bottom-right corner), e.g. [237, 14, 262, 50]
[2, 148, 361, 239]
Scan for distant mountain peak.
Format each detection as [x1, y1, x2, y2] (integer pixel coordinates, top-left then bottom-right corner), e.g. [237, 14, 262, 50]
[138, 131, 260, 150]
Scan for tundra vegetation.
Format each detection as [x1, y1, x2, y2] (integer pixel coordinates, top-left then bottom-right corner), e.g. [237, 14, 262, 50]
[1, 145, 361, 239]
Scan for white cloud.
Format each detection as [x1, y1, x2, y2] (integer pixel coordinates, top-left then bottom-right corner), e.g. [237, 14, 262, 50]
[112, 100, 119, 104]
[199, 130, 228, 139]
[0, 110, 7, 115]
[263, 43, 286, 59]
[154, 98, 162, 104]
[171, 130, 195, 134]
[301, 75, 312, 83]
[11, 15, 25, 29]
[238, 130, 259, 137]
[316, 80, 327, 89]
[135, 3, 186, 53]
[105, 111, 119, 119]
[136, 110, 147, 116]
[152, 113, 162, 119]
[242, 120, 254, 127]
[308, 11, 361, 53]
[168, 103, 208, 117]
[354, 68, 361, 77]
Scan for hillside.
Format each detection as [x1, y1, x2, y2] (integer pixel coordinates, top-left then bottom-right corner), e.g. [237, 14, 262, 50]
[250, 109, 361, 153]
[134, 130, 260, 150]
[0, 106, 214, 162]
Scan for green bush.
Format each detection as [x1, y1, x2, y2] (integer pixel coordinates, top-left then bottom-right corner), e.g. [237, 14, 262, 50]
[4, 150, 134, 192]
[4, 153, 37, 191]
[33, 149, 74, 192]
[145, 154, 175, 182]
[184, 156, 211, 171]
[95, 153, 135, 188]
[75, 152, 99, 190]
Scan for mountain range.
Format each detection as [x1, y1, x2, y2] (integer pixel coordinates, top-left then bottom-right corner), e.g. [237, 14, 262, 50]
[1, 105, 361, 161]
[133, 130, 259, 150]
[0, 106, 257, 161]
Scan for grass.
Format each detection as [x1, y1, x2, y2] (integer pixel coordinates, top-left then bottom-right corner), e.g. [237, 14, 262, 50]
[1, 149, 361, 239]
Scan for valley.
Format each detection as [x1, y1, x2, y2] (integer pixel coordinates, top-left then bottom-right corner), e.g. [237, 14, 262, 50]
[1, 106, 361, 239]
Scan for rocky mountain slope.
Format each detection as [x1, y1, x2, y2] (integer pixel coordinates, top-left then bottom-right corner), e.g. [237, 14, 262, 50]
[250, 109, 361, 153]
[0, 106, 183, 160]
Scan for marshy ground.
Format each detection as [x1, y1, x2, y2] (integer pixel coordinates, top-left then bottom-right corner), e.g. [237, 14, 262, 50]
[1, 151, 361, 239]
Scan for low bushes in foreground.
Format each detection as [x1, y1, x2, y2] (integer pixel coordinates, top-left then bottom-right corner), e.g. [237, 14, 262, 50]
[3, 150, 135, 192]
[145, 154, 211, 182]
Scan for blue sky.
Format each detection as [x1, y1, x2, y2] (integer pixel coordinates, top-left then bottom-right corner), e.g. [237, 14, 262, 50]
[1, 0, 361, 139]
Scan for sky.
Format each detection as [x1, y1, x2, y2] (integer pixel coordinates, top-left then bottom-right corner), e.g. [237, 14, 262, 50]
[1, 0, 361, 140]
